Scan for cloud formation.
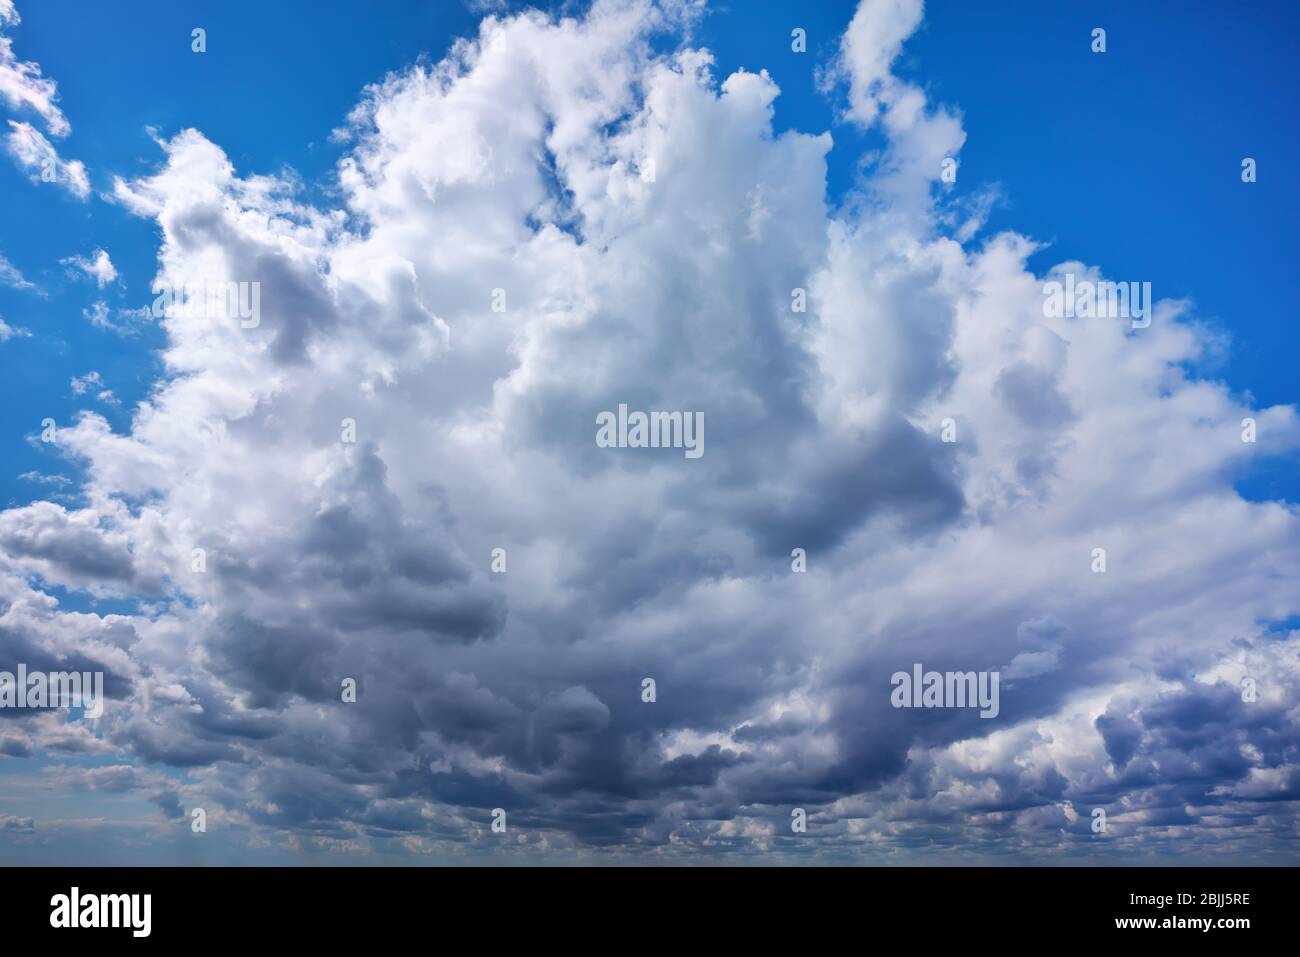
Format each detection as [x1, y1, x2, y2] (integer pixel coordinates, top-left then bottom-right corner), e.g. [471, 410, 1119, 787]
[0, 5, 87, 198]
[0, 250, 34, 290]
[4, 119, 89, 197]
[0, 29, 68, 136]
[62, 249, 118, 287]
[1, 0, 1297, 863]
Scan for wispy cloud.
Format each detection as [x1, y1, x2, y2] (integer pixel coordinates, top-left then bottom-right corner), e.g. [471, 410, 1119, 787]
[0, 4, 89, 197]
[0, 313, 28, 342]
[0, 249, 34, 290]
[0, 29, 70, 136]
[5, 119, 89, 198]
[62, 248, 118, 287]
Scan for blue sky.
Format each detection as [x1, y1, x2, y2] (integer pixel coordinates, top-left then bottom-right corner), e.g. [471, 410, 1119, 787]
[0, 0, 1297, 864]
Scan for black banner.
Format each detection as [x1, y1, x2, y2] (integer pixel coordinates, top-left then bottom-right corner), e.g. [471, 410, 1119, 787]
[0, 866, 1288, 943]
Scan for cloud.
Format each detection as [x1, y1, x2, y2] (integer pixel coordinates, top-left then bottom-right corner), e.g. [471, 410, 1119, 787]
[62, 248, 118, 287]
[0, 314, 27, 342]
[82, 300, 109, 327]
[69, 370, 103, 395]
[69, 370, 118, 405]
[0, 500, 168, 595]
[80, 300, 147, 337]
[0, 23, 70, 137]
[17, 470, 71, 487]
[0, 3, 89, 195]
[0, 250, 34, 290]
[0, 4, 90, 198]
[835, 0, 924, 127]
[0, 0, 1296, 863]
[4, 119, 89, 197]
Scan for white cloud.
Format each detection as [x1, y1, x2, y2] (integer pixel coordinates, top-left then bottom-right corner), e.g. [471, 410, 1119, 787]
[0, 250, 34, 291]
[70, 370, 99, 394]
[836, 0, 924, 127]
[4, 119, 89, 197]
[0, 29, 70, 137]
[69, 370, 110, 398]
[81, 300, 110, 329]
[62, 248, 118, 287]
[1, 0, 1296, 861]
[17, 470, 71, 487]
[0, 313, 28, 341]
[0, 4, 89, 196]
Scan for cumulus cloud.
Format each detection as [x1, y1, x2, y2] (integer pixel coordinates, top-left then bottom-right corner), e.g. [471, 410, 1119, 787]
[0, 500, 168, 595]
[1, 0, 1296, 863]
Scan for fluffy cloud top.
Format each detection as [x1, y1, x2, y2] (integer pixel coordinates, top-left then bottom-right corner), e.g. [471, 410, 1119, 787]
[2, 0, 1297, 863]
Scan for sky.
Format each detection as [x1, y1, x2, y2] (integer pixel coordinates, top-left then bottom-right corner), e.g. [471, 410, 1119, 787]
[0, 0, 1297, 864]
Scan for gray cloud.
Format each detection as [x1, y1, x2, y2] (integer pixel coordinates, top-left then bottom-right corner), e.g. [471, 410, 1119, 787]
[0, 0, 1297, 864]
